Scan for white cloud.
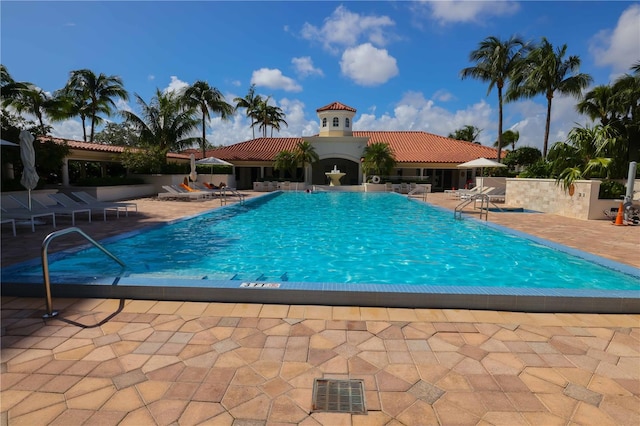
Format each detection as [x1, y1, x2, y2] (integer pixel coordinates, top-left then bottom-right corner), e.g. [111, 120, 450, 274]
[292, 57, 324, 78]
[589, 4, 640, 76]
[148, 75, 155, 81]
[420, 0, 520, 25]
[432, 89, 455, 102]
[251, 68, 302, 92]
[115, 98, 132, 113]
[300, 5, 396, 53]
[50, 119, 87, 141]
[340, 43, 399, 86]
[165, 76, 189, 94]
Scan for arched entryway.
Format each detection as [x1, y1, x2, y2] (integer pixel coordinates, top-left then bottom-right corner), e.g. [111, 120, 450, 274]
[312, 158, 360, 185]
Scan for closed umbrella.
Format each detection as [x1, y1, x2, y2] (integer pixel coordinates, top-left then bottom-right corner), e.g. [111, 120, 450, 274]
[19, 130, 39, 211]
[189, 153, 197, 182]
[457, 157, 506, 193]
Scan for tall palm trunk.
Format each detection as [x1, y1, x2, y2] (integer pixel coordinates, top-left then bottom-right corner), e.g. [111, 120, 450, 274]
[201, 114, 207, 158]
[543, 92, 553, 158]
[81, 116, 87, 142]
[497, 84, 504, 162]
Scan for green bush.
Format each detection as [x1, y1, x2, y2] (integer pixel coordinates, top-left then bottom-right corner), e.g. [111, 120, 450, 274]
[598, 179, 625, 199]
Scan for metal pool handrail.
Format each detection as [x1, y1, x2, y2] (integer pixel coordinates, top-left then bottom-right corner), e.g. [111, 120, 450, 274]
[41, 227, 126, 318]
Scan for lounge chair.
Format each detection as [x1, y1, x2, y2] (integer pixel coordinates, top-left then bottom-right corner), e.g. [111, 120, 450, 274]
[48, 192, 120, 221]
[158, 185, 210, 201]
[1, 217, 16, 236]
[72, 191, 138, 216]
[192, 182, 223, 196]
[9, 194, 91, 226]
[459, 186, 495, 200]
[0, 207, 56, 235]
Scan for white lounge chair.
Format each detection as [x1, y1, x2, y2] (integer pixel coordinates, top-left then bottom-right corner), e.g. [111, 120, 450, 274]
[72, 191, 138, 216]
[1, 206, 56, 232]
[158, 185, 210, 201]
[9, 194, 91, 226]
[48, 192, 120, 221]
[1, 217, 16, 236]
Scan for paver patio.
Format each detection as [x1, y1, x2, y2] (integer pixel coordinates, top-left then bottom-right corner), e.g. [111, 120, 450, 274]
[1, 191, 638, 425]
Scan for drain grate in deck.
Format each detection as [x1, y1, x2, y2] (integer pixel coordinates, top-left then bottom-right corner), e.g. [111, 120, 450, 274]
[312, 379, 366, 414]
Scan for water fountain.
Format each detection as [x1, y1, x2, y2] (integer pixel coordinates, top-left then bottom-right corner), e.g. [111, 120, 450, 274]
[325, 165, 346, 186]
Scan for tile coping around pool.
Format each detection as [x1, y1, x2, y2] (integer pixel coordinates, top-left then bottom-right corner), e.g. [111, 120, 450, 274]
[2, 192, 639, 314]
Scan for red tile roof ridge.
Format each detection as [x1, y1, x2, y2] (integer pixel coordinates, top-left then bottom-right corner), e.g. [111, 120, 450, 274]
[316, 101, 357, 113]
[37, 136, 190, 159]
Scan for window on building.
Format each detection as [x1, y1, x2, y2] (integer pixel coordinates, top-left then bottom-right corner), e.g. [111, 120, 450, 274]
[345, 118, 350, 128]
[333, 117, 339, 127]
[322, 118, 327, 127]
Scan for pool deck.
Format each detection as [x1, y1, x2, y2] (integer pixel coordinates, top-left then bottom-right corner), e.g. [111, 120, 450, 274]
[1, 192, 639, 425]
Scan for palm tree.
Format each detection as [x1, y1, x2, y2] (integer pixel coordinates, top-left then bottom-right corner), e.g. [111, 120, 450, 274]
[461, 35, 528, 162]
[508, 38, 592, 158]
[362, 142, 396, 178]
[294, 140, 319, 182]
[493, 129, 520, 150]
[273, 150, 298, 179]
[49, 85, 91, 142]
[448, 125, 482, 143]
[576, 85, 619, 126]
[252, 98, 288, 137]
[234, 84, 262, 139]
[0, 65, 28, 106]
[182, 81, 233, 158]
[67, 69, 129, 142]
[7, 84, 53, 136]
[121, 89, 199, 161]
[611, 63, 640, 162]
[547, 124, 618, 190]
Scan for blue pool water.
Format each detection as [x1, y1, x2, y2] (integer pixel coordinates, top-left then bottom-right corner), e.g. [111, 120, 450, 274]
[3, 192, 639, 290]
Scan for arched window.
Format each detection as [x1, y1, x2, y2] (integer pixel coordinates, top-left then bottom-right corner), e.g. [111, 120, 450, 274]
[345, 117, 350, 128]
[333, 117, 339, 127]
[322, 117, 327, 127]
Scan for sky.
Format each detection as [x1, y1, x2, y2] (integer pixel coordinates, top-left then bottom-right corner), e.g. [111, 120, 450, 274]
[2, 1, 639, 152]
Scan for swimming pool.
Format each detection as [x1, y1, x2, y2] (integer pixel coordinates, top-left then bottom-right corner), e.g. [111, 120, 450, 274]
[3, 192, 639, 313]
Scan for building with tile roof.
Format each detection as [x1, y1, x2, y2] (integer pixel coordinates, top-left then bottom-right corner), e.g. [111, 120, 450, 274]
[206, 102, 501, 191]
[38, 137, 190, 187]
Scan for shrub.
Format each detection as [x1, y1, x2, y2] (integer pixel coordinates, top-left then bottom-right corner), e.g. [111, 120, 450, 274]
[598, 179, 625, 199]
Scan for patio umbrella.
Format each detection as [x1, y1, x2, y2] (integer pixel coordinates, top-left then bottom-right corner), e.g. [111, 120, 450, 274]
[19, 130, 39, 210]
[195, 156, 233, 175]
[457, 157, 506, 193]
[189, 153, 197, 182]
[1, 139, 19, 146]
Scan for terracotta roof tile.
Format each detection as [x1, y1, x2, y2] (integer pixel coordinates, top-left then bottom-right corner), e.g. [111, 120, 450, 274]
[208, 131, 500, 163]
[207, 137, 304, 161]
[39, 136, 190, 159]
[316, 102, 357, 113]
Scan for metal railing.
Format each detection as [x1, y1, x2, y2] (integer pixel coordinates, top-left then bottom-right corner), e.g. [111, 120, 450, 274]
[41, 227, 126, 318]
[455, 194, 490, 220]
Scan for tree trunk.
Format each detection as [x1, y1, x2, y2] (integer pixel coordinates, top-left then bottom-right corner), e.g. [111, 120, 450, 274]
[497, 86, 503, 163]
[543, 94, 553, 158]
[201, 114, 207, 159]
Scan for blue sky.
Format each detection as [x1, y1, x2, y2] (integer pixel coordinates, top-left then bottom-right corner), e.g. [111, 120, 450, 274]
[2, 1, 639, 152]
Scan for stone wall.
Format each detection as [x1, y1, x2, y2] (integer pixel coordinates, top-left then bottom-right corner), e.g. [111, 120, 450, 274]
[504, 178, 622, 220]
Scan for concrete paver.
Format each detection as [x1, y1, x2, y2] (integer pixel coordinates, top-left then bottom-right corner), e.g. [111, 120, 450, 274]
[1, 192, 638, 424]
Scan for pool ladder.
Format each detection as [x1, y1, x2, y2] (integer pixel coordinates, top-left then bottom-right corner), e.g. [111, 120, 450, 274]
[41, 227, 126, 318]
[454, 194, 490, 220]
